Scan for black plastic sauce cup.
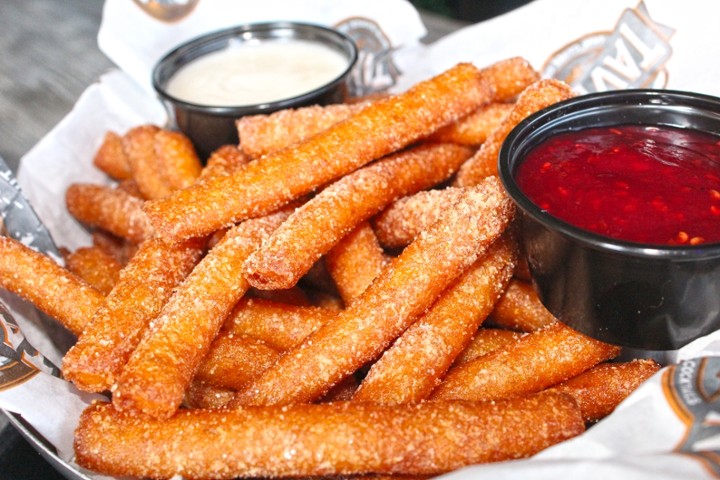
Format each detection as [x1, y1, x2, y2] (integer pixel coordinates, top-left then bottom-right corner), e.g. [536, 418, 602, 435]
[152, 22, 358, 159]
[499, 89, 720, 350]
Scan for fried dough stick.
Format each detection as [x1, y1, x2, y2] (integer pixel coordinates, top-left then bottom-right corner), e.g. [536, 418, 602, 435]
[430, 322, 621, 402]
[123, 125, 174, 200]
[452, 328, 525, 367]
[477, 56, 540, 101]
[112, 208, 293, 418]
[427, 102, 513, 146]
[325, 221, 390, 305]
[237, 102, 369, 159]
[454, 79, 576, 186]
[231, 178, 515, 407]
[66, 184, 155, 244]
[193, 334, 281, 391]
[144, 63, 493, 242]
[153, 129, 203, 191]
[488, 278, 557, 332]
[93, 131, 132, 180]
[547, 358, 661, 423]
[234, 57, 536, 162]
[244, 142, 473, 290]
[75, 393, 584, 479]
[353, 234, 516, 404]
[200, 144, 251, 180]
[64, 245, 123, 295]
[0, 236, 104, 336]
[62, 237, 205, 392]
[224, 297, 337, 351]
[374, 187, 465, 248]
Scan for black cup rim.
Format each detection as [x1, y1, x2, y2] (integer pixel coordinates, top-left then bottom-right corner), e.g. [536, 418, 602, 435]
[498, 89, 720, 261]
[151, 21, 358, 115]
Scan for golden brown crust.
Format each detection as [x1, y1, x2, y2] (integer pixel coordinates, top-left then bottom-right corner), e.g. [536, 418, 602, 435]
[547, 358, 661, 422]
[431, 322, 621, 402]
[353, 234, 517, 404]
[74, 394, 584, 479]
[243, 142, 473, 290]
[153, 129, 203, 190]
[488, 279, 557, 332]
[92, 130, 132, 180]
[452, 327, 525, 367]
[0, 236, 104, 336]
[64, 245, 122, 295]
[65, 183, 155, 244]
[62, 237, 205, 392]
[112, 208, 292, 418]
[237, 102, 369, 159]
[427, 102, 514, 146]
[231, 178, 515, 407]
[144, 63, 494, 242]
[326, 221, 390, 305]
[454, 79, 576, 186]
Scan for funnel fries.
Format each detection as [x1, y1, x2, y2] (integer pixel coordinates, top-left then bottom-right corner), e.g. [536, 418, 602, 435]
[431, 322, 621, 402]
[144, 63, 493, 242]
[62, 237, 204, 392]
[75, 394, 584, 479]
[0, 236, 104, 336]
[231, 178, 515, 407]
[112, 208, 292, 418]
[244, 142, 473, 290]
[455, 79, 575, 186]
[353, 234, 517, 404]
[66, 183, 155, 244]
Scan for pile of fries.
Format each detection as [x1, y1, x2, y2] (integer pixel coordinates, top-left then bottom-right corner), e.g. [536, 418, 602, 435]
[0, 58, 660, 480]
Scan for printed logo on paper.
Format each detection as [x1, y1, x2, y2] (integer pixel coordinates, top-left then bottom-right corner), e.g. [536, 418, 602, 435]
[542, 1, 674, 93]
[334, 17, 401, 97]
[663, 358, 720, 475]
[0, 302, 58, 391]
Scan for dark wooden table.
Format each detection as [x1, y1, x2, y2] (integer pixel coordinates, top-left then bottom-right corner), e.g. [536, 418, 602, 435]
[0, 2, 467, 478]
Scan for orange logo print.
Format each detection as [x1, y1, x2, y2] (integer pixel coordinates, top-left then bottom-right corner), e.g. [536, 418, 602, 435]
[543, 1, 674, 93]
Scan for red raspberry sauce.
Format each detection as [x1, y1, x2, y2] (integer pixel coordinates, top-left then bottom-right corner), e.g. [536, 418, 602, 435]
[516, 124, 720, 245]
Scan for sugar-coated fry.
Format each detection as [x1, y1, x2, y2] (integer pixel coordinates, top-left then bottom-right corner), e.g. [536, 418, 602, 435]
[75, 393, 584, 479]
[454, 79, 576, 186]
[144, 63, 494, 242]
[116, 179, 144, 198]
[477, 56, 540, 102]
[93, 131, 132, 180]
[353, 234, 517, 404]
[546, 359, 661, 423]
[231, 178, 515, 407]
[185, 380, 236, 409]
[488, 278, 557, 332]
[193, 334, 280, 391]
[374, 187, 466, 248]
[427, 102, 513, 146]
[66, 183, 155, 244]
[224, 297, 336, 351]
[237, 102, 369, 159]
[62, 237, 205, 392]
[200, 144, 251, 180]
[452, 327, 525, 367]
[244, 142, 473, 290]
[153, 129, 203, 190]
[431, 322, 621, 402]
[122, 124, 174, 200]
[64, 246, 122, 295]
[112, 208, 292, 418]
[0, 236, 104, 336]
[325, 221, 390, 305]
[90, 230, 138, 266]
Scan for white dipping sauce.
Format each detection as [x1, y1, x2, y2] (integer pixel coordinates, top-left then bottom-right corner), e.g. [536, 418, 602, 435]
[165, 39, 349, 107]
